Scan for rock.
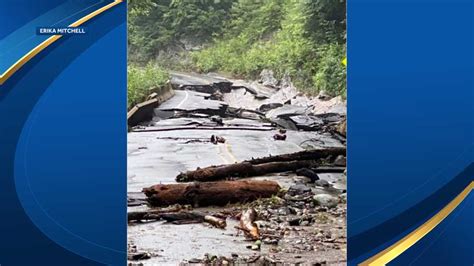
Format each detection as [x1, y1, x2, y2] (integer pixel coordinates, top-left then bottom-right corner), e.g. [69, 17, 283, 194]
[327, 102, 347, 116]
[280, 73, 293, 89]
[255, 220, 272, 228]
[259, 69, 278, 87]
[251, 245, 260, 251]
[128, 263, 144, 266]
[210, 135, 226, 144]
[336, 119, 346, 137]
[188, 258, 202, 263]
[278, 207, 291, 215]
[210, 115, 223, 125]
[325, 231, 332, 239]
[266, 105, 307, 119]
[288, 218, 301, 226]
[314, 179, 330, 187]
[248, 81, 274, 99]
[300, 220, 310, 226]
[263, 238, 279, 245]
[128, 252, 151, 261]
[333, 181, 347, 193]
[313, 187, 328, 196]
[247, 254, 262, 263]
[259, 103, 283, 112]
[288, 184, 312, 196]
[210, 91, 224, 101]
[273, 133, 287, 141]
[288, 206, 299, 215]
[334, 155, 346, 166]
[313, 194, 339, 209]
[293, 176, 312, 184]
[289, 115, 324, 131]
[268, 117, 298, 130]
[317, 90, 331, 100]
[340, 193, 347, 202]
[296, 168, 320, 182]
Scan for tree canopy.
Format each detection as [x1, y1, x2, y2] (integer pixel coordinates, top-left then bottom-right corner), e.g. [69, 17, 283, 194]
[129, 0, 346, 97]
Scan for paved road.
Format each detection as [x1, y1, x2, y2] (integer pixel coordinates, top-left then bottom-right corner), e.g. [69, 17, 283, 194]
[127, 72, 346, 264]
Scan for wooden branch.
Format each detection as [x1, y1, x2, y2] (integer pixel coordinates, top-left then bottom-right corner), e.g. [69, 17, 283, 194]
[204, 215, 227, 229]
[128, 209, 226, 229]
[312, 166, 346, 173]
[240, 208, 260, 240]
[128, 205, 184, 222]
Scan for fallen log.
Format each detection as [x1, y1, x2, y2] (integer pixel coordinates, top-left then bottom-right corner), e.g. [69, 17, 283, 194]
[177, 160, 317, 182]
[177, 162, 253, 182]
[128, 205, 184, 222]
[128, 211, 203, 224]
[176, 147, 346, 182]
[312, 166, 346, 173]
[143, 180, 280, 207]
[160, 212, 206, 224]
[128, 209, 226, 228]
[246, 147, 346, 165]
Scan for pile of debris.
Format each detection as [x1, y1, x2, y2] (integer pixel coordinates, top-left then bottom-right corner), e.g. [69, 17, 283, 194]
[128, 70, 346, 139]
[128, 148, 347, 265]
[127, 70, 347, 265]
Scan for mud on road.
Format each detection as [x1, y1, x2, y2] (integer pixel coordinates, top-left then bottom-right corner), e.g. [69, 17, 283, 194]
[127, 71, 347, 265]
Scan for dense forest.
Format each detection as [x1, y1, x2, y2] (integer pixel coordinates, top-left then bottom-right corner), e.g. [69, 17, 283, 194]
[128, 0, 346, 108]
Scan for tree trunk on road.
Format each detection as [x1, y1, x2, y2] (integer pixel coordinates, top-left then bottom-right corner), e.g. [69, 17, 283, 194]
[143, 180, 280, 207]
[176, 160, 318, 182]
[176, 147, 345, 182]
[246, 147, 346, 164]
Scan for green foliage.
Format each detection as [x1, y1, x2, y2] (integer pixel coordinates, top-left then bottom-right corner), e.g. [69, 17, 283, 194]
[129, 0, 347, 97]
[225, 0, 285, 41]
[128, 0, 233, 61]
[191, 1, 292, 75]
[305, 0, 347, 44]
[313, 43, 346, 97]
[127, 64, 169, 109]
[191, 0, 346, 95]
